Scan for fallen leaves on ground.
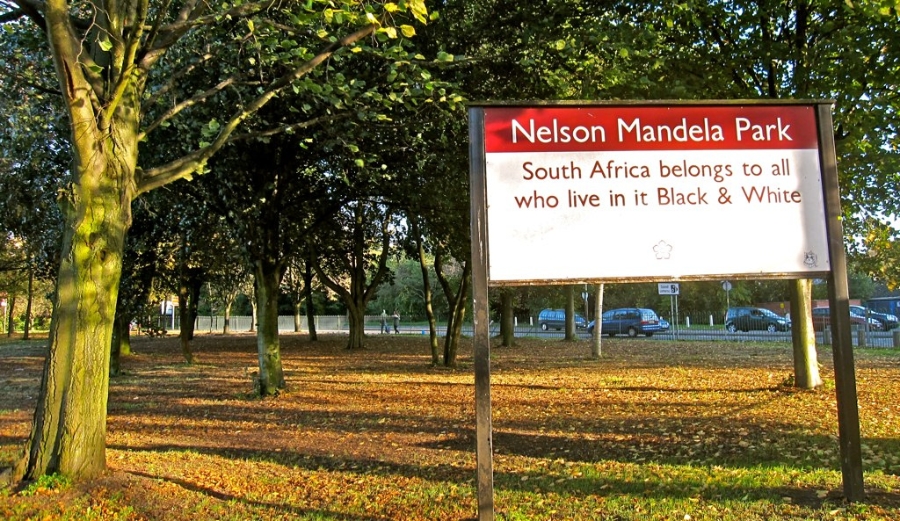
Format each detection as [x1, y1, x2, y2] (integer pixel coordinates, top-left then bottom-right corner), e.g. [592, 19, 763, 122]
[1, 333, 899, 520]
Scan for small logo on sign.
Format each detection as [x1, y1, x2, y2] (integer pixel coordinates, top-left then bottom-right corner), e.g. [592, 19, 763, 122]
[803, 251, 818, 268]
[654, 240, 673, 260]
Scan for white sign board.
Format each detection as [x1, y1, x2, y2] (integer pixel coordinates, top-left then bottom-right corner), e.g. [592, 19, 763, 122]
[480, 104, 830, 283]
[658, 283, 680, 295]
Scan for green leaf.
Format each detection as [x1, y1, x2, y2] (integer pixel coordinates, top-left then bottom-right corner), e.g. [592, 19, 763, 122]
[406, 0, 428, 23]
[99, 38, 113, 52]
[400, 25, 416, 38]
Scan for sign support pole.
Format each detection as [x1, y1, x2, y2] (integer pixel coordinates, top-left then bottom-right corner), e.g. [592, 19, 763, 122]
[817, 104, 865, 501]
[469, 107, 495, 520]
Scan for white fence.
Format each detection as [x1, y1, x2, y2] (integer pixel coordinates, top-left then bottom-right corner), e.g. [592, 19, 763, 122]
[148, 314, 900, 348]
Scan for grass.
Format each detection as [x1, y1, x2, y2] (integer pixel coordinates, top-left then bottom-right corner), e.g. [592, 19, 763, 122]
[1, 333, 899, 520]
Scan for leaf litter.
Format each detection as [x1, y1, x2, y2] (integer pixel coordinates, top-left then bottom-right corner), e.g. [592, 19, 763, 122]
[1, 333, 899, 520]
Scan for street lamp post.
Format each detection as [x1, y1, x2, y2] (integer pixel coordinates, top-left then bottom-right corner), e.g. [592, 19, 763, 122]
[722, 281, 732, 323]
[581, 284, 589, 320]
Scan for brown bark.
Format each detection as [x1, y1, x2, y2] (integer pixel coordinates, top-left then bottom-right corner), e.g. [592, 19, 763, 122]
[19, 153, 132, 481]
[6, 294, 14, 337]
[500, 290, 514, 347]
[411, 222, 439, 364]
[790, 279, 823, 389]
[565, 285, 576, 341]
[254, 260, 286, 396]
[23, 269, 33, 340]
[440, 261, 470, 367]
[304, 260, 318, 341]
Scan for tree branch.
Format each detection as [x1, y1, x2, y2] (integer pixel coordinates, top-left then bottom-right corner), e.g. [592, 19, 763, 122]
[141, 51, 215, 110]
[5, 0, 45, 29]
[227, 112, 351, 142]
[139, 75, 240, 141]
[135, 20, 380, 195]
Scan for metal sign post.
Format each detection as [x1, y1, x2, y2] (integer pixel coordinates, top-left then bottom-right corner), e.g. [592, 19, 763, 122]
[816, 104, 864, 500]
[468, 107, 494, 520]
[658, 283, 679, 339]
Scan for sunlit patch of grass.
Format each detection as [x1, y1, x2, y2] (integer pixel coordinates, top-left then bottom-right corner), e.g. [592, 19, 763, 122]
[20, 472, 71, 496]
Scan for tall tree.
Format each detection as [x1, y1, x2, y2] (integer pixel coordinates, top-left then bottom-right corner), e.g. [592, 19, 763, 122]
[1, 0, 432, 483]
[314, 200, 396, 350]
[623, 0, 900, 387]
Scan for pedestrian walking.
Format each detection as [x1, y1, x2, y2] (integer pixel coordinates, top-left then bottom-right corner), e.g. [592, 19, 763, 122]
[392, 310, 400, 334]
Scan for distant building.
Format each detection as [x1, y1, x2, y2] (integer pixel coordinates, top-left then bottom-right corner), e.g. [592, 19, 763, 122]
[866, 296, 900, 316]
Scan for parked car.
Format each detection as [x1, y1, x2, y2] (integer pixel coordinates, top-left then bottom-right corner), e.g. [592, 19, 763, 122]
[811, 307, 883, 331]
[725, 307, 791, 333]
[587, 308, 662, 337]
[659, 317, 671, 331]
[850, 305, 898, 330]
[537, 308, 587, 331]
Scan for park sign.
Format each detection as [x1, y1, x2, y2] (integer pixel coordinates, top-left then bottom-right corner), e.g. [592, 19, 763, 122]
[475, 102, 831, 284]
[468, 101, 864, 520]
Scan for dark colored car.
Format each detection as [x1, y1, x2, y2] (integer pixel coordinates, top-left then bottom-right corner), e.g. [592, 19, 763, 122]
[725, 307, 791, 333]
[850, 305, 898, 330]
[587, 308, 662, 337]
[537, 308, 587, 331]
[812, 307, 883, 331]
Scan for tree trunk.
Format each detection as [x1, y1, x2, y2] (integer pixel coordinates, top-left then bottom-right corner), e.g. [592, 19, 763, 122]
[343, 263, 371, 350]
[109, 312, 131, 377]
[565, 285, 576, 341]
[442, 262, 470, 367]
[346, 302, 367, 350]
[500, 290, 514, 347]
[23, 268, 33, 340]
[119, 317, 132, 357]
[178, 285, 195, 364]
[304, 260, 318, 341]
[17, 157, 132, 481]
[412, 224, 439, 364]
[790, 279, 822, 388]
[177, 274, 203, 360]
[592, 284, 604, 359]
[6, 294, 15, 337]
[223, 302, 232, 334]
[254, 261, 285, 396]
[178, 301, 194, 364]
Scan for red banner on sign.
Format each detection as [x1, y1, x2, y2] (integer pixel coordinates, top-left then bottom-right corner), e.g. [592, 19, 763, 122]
[483, 105, 819, 153]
